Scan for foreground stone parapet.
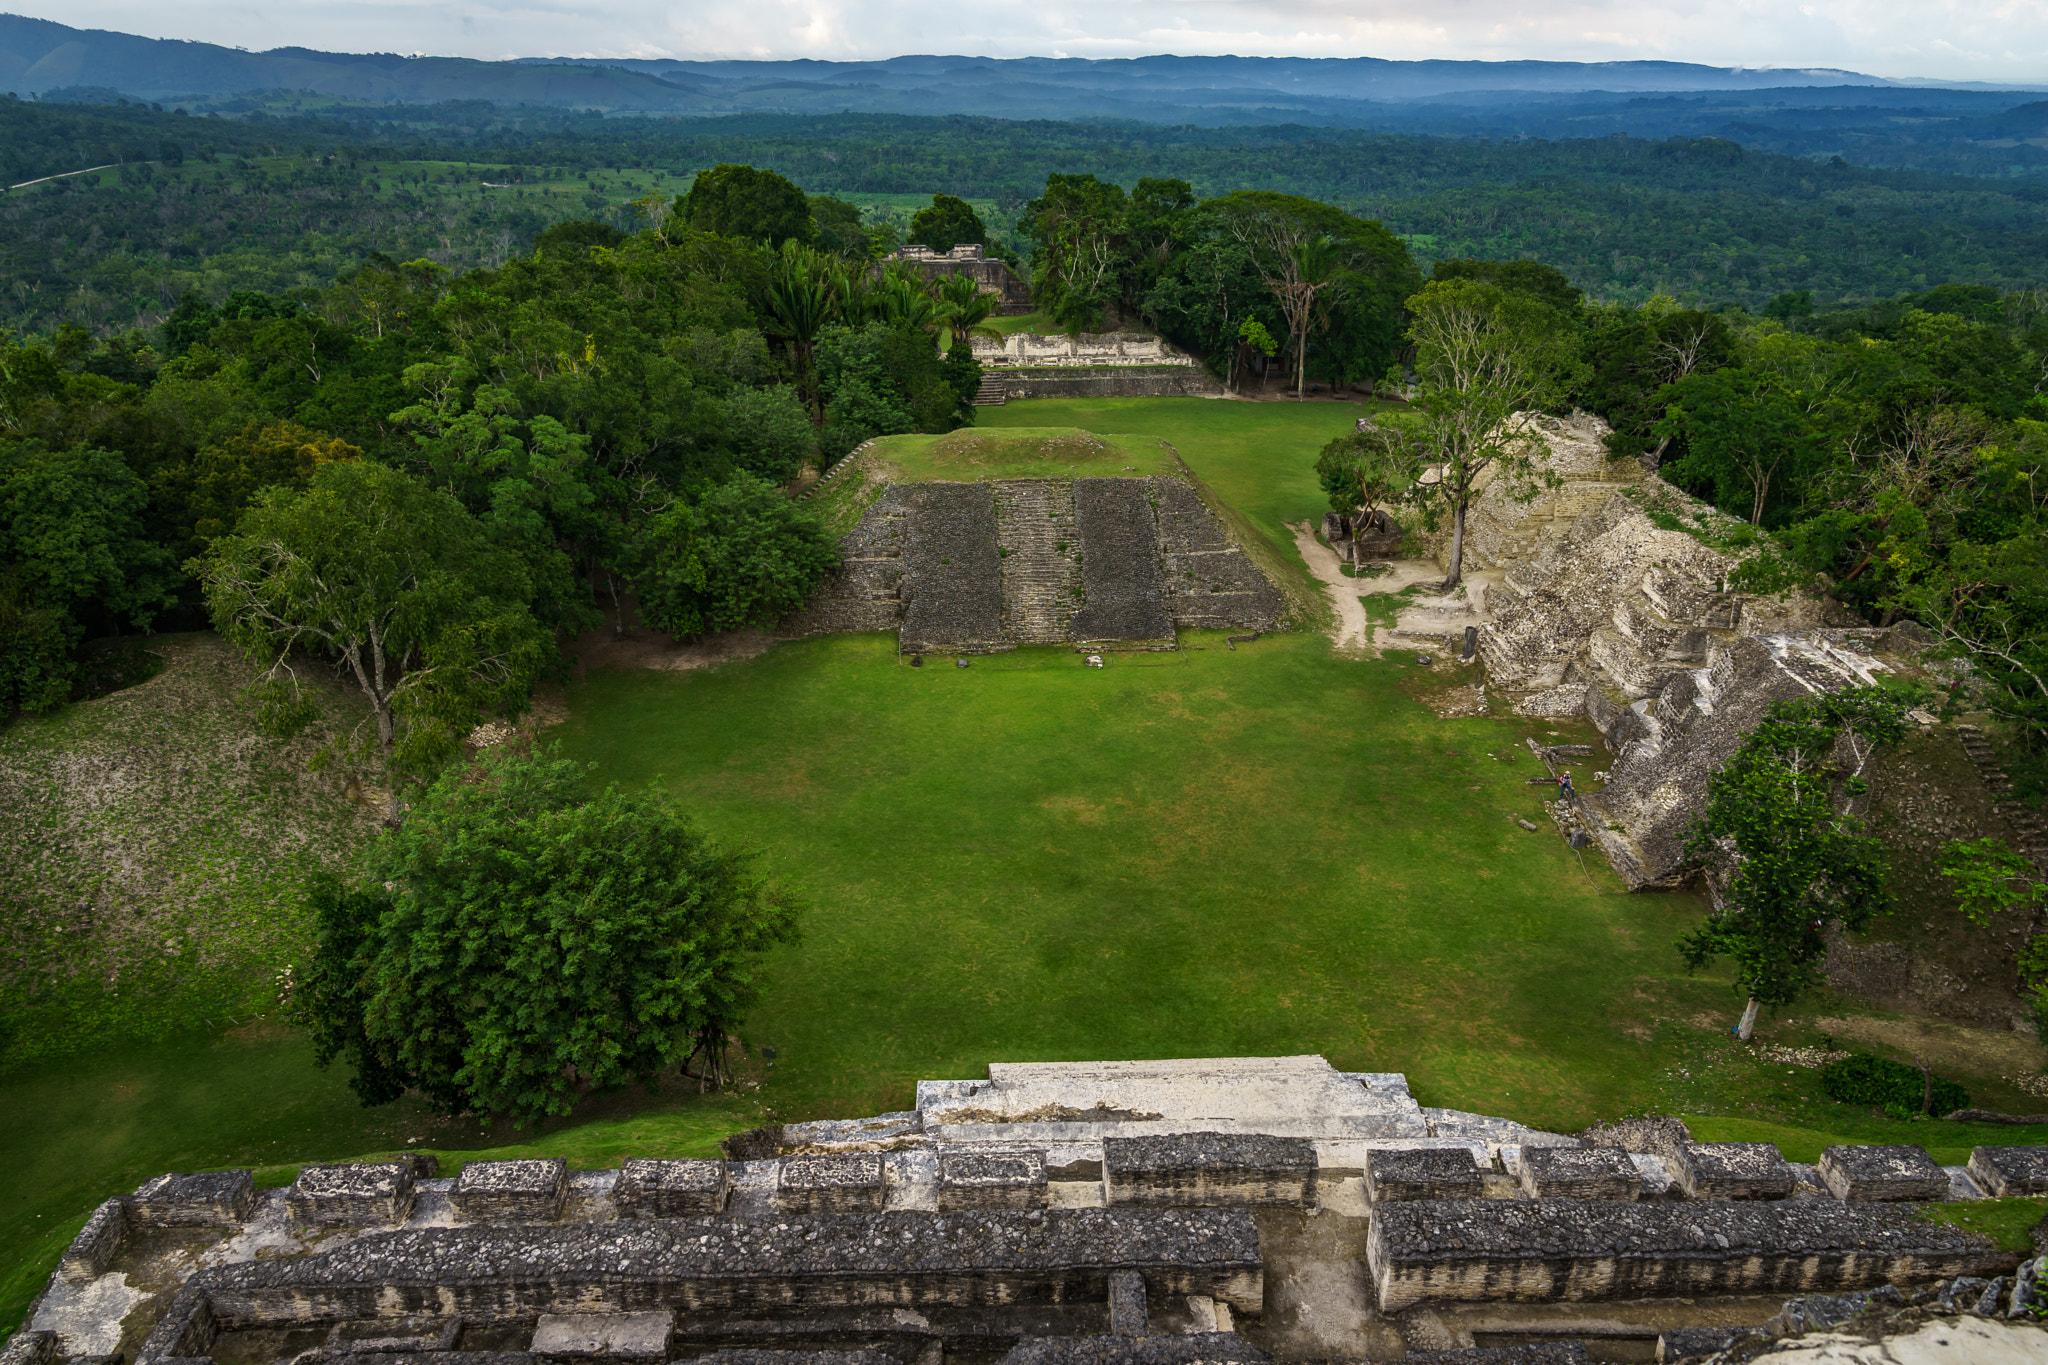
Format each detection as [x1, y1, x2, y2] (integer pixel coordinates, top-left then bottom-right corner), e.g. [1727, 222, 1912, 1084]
[0, 1331, 55, 1365]
[1364, 1198, 2011, 1311]
[531, 1311, 674, 1361]
[1968, 1146, 2048, 1197]
[694, 1354, 898, 1365]
[450, 1158, 568, 1223]
[1517, 1147, 1641, 1201]
[288, 1162, 417, 1228]
[998, 1335, 1269, 1365]
[139, 1208, 1262, 1357]
[615, 1159, 729, 1218]
[1364, 1148, 1485, 1203]
[129, 1170, 256, 1228]
[327, 1316, 462, 1352]
[1103, 1133, 1317, 1208]
[938, 1148, 1050, 1211]
[775, 1154, 886, 1214]
[1818, 1145, 1948, 1202]
[1675, 1143, 1796, 1201]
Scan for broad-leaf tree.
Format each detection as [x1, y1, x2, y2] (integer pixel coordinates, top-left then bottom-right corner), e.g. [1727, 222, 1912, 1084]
[909, 194, 988, 253]
[1399, 278, 1586, 588]
[193, 460, 550, 817]
[298, 747, 803, 1122]
[632, 474, 839, 639]
[1678, 687, 1912, 1039]
[682, 164, 815, 248]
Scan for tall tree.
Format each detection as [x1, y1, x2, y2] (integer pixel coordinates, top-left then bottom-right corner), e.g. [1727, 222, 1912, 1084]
[682, 164, 815, 249]
[298, 746, 803, 1120]
[193, 460, 550, 818]
[1678, 688, 1911, 1040]
[1399, 279, 1585, 588]
[908, 194, 988, 254]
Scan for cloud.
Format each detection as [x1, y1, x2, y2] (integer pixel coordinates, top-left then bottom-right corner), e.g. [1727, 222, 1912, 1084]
[13, 0, 2048, 82]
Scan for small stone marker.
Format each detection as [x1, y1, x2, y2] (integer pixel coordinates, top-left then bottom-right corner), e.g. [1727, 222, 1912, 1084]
[531, 1311, 674, 1362]
[614, 1158, 729, 1218]
[1818, 1144, 1949, 1202]
[936, 1148, 1049, 1211]
[955, 657, 970, 668]
[775, 1153, 886, 1213]
[1675, 1143, 1796, 1201]
[1087, 654, 1104, 668]
[1416, 653, 1433, 666]
[1967, 1146, 2048, 1197]
[450, 1157, 570, 1223]
[1462, 626, 1478, 661]
[1103, 1131, 1317, 1207]
[287, 1161, 417, 1227]
[1518, 1145, 1642, 1201]
[128, 1170, 257, 1227]
[1364, 1147, 1484, 1203]
[1517, 818, 1539, 832]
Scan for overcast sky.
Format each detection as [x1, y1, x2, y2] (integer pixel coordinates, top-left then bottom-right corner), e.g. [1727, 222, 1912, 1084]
[16, 0, 2048, 84]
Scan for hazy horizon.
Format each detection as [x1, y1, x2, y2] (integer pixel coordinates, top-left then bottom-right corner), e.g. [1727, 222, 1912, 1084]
[4, 2, 2045, 87]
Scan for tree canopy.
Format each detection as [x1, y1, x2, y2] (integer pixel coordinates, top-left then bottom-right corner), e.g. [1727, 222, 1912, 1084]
[683, 163, 815, 248]
[908, 193, 987, 253]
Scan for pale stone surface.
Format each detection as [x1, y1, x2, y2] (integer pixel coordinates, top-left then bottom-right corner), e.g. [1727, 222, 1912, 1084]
[531, 1311, 674, 1360]
[1744, 1317, 2048, 1364]
[1678, 1143, 1797, 1201]
[1819, 1147, 1949, 1203]
[26, 1273, 146, 1354]
[1968, 1146, 2048, 1197]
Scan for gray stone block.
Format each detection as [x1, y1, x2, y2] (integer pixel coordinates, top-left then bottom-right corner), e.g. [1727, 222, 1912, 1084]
[1406, 1349, 1587, 1365]
[615, 1159, 729, 1218]
[1818, 1145, 1948, 1202]
[1365, 1197, 2009, 1311]
[998, 1336, 1268, 1365]
[937, 1148, 1049, 1212]
[774, 1154, 886, 1214]
[1103, 1133, 1316, 1208]
[1674, 1143, 1795, 1201]
[531, 1312, 674, 1362]
[1656, 1326, 1764, 1362]
[129, 1170, 257, 1228]
[289, 1163, 418, 1228]
[58, 1197, 128, 1283]
[327, 1317, 462, 1353]
[450, 1159, 569, 1223]
[394, 1153, 442, 1180]
[1107, 1270, 1148, 1336]
[1071, 479, 1171, 644]
[0, 1332, 56, 1365]
[1518, 1146, 1641, 1201]
[1364, 1148, 1484, 1203]
[1968, 1146, 2048, 1197]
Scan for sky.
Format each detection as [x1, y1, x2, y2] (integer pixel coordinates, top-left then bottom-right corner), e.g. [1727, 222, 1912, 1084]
[12, 0, 2048, 84]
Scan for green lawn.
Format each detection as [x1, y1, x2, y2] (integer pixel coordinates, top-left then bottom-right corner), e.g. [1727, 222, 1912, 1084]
[866, 427, 1177, 482]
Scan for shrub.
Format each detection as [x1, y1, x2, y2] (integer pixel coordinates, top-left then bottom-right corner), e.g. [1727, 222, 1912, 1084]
[1819, 1053, 1970, 1115]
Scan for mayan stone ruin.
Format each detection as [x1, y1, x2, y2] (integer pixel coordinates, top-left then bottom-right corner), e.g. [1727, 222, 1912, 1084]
[783, 471, 1284, 654]
[15, 1056, 2048, 1365]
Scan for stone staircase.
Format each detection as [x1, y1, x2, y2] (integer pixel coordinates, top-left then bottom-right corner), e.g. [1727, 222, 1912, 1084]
[995, 479, 1081, 644]
[973, 375, 1008, 406]
[1956, 724, 2048, 872]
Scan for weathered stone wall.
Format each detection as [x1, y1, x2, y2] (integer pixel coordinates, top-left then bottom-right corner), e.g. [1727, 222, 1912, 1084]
[899, 483, 1005, 653]
[1071, 480, 1173, 644]
[987, 370, 1226, 402]
[971, 334, 1199, 370]
[893, 246, 1032, 314]
[1419, 413, 1644, 574]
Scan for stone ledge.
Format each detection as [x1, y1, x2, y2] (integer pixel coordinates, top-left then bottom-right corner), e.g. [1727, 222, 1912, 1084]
[1518, 1148, 1641, 1202]
[1818, 1146, 1949, 1203]
[775, 1155, 885, 1214]
[1676, 1144, 1795, 1202]
[1966, 1146, 2048, 1198]
[1365, 1198, 2012, 1312]
[615, 1160, 729, 1219]
[130, 1171, 256, 1228]
[451, 1160, 568, 1224]
[1103, 1133, 1316, 1208]
[997, 1334, 1268, 1365]
[289, 1163, 417, 1228]
[1365, 1148, 1485, 1203]
[938, 1149, 1050, 1212]
[57, 1199, 127, 1284]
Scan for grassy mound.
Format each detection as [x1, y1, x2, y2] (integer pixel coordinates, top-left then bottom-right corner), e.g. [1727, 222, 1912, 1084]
[871, 427, 1175, 482]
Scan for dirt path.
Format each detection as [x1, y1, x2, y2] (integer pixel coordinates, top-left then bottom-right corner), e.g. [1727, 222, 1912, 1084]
[1290, 522, 1373, 653]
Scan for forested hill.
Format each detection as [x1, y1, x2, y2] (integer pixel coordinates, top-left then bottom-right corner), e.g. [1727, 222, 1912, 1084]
[5, 100, 2048, 337]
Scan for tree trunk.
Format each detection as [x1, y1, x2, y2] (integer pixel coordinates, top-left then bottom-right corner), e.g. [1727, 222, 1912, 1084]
[1296, 323, 1308, 401]
[375, 704, 401, 824]
[1735, 997, 1761, 1041]
[1443, 501, 1467, 590]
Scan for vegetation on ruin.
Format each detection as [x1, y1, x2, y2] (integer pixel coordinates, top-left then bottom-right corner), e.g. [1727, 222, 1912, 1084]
[861, 427, 1178, 483]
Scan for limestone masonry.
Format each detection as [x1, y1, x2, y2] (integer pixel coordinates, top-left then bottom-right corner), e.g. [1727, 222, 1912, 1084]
[782, 473, 1284, 653]
[17, 1056, 2046, 1365]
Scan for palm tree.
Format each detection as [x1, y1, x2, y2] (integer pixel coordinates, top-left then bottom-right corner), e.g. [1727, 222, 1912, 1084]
[761, 242, 839, 421]
[1273, 236, 1348, 401]
[931, 272, 1005, 353]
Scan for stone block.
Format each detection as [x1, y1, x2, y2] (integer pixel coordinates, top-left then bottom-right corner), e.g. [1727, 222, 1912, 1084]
[58, 1197, 128, 1284]
[395, 1153, 441, 1180]
[289, 1163, 417, 1228]
[614, 1159, 729, 1218]
[129, 1170, 257, 1228]
[1968, 1146, 2048, 1197]
[327, 1317, 462, 1353]
[999, 1337, 1269, 1365]
[450, 1159, 569, 1223]
[774, 1154, 886, 1214]
[1517, 1147, 1641, 1201]
[1107, 1270, 1148, 1336]
[1367, 1197, 2011, 1311]
[937, 1148, 1049, 1212]
[1103, 1133, 1316, 1208]
[1674, 1143, 1795, 1201]
[1818, 1145, 1948, 1202]
[530, 1312, 673, 1362]
[1656, 1326, 1763, 1362]
[1364, 1148, 1485, 1203]
[0, 1332, 56, 1365]
[1406, 1349, 1587, 1365]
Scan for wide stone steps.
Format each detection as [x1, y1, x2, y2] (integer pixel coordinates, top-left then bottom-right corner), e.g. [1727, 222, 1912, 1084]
[995, 479, 1080, 644]
[1070, 478, 1174, 643]
[972, 375, 1007, 406]
[1955, 725, 2047, 871]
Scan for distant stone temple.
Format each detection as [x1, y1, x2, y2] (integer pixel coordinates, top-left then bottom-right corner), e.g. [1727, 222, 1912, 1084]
[16, 1054, 2048, 1365]
[890, 244, 1033, 314]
